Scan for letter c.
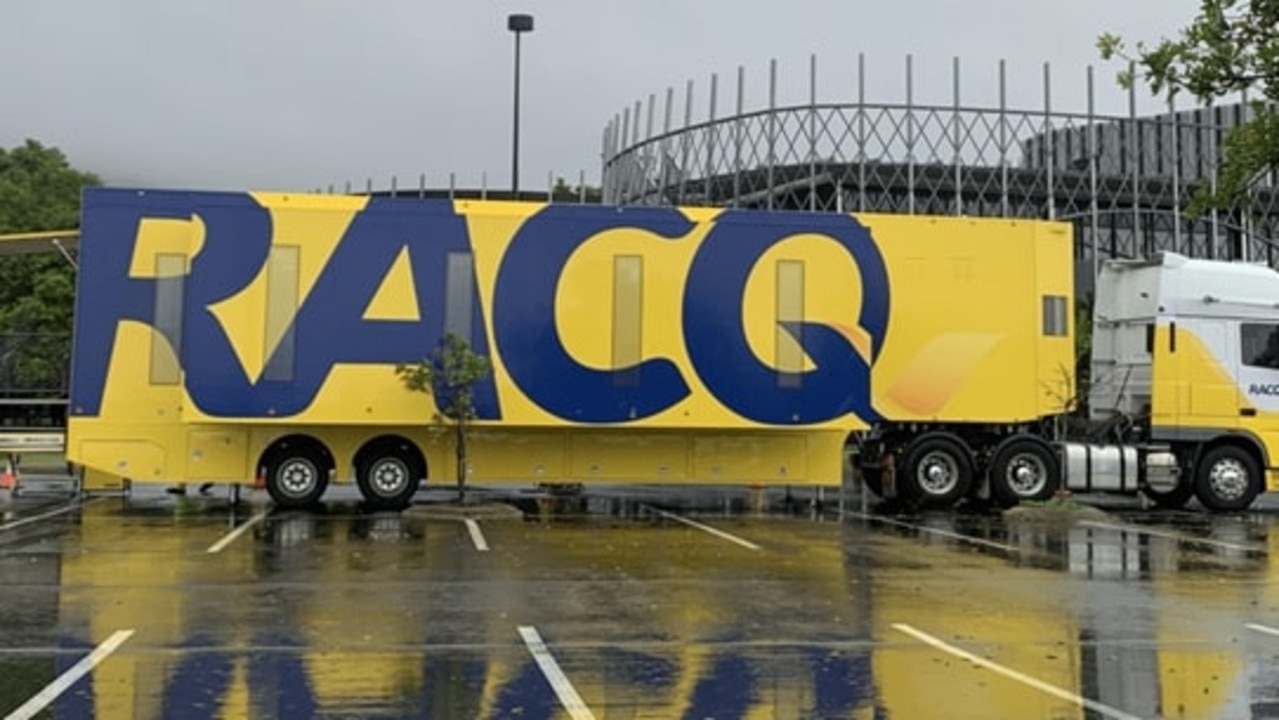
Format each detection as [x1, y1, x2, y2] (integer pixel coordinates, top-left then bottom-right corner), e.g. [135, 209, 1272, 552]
[493, 205, 694, 422]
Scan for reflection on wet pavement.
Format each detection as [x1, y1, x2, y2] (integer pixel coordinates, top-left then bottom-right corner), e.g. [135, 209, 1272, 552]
[3, 489, 1279, 718]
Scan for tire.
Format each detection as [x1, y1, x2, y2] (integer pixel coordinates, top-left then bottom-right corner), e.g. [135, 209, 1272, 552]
[1140, 481, 1194, 510]
[989, 437, 1061, 506]
[1194, 445, 1262, 512]
[356, 452, 422, 511]
[265, 450, 330, 509]
[898, 435, 973, 508]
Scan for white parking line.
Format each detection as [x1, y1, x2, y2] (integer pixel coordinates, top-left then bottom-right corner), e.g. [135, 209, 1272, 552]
[1247, 623, 1279, 638]
[649, 508, 761, 550]
[464, 518, 489, 552]
[4, 629, 135, 720]
[518, 626, 595, 720]
[1077, 520, 1266, 555]
[0, 500, 96, 533]
[206, 510, 268, 554]
[893, 624, 1141, 720]
[850, 513, 1020, 554]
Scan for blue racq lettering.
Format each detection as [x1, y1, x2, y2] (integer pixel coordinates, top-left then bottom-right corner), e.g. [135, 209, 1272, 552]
[491, 204, 695, 422]
[72, 192, 499, 419]
[72, 194, 890, 425]
[1250, 383, 1279, 397]
[188, 197, 500, 418]
[682, 210, 890, 424]
[71, 190, 273, 417]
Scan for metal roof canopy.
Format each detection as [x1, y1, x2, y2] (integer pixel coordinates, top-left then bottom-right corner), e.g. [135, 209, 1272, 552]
[0, 230, 79, 266]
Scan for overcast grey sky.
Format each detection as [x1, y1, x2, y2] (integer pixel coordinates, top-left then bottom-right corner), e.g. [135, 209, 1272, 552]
[0, 1, 1200, 193]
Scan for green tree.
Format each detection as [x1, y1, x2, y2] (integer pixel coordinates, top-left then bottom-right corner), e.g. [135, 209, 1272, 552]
[395, 332, 492, 504]
[1099, 0, 1278, 214]
[1074, 293, 1094, 416]
[0, 140, 100, 393]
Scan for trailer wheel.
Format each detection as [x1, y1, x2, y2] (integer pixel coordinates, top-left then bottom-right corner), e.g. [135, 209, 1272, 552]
[356, 451, 422, 511]
[899, 435, 972, 508]
[989, 437, 1060, 506]
[1194, 446, 1261, 512]
[265, 449, 329, 509]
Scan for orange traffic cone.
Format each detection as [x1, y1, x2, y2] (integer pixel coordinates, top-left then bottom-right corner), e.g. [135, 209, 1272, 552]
[0, 459, 17, 492]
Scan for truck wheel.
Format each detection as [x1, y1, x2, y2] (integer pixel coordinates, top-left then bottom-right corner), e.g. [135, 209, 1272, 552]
[899, 435, 972, 508]
[1194, 446, 1261, 512]
[265, 450, 329, 509]
[1140, 482, 1194, 510]
[357, 452, 421, 510]
[989, 437, 1060, 506]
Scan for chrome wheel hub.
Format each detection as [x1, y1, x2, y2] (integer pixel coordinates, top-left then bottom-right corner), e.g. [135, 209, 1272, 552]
[917, 452, 959, 495]
[1209, 459, 1248, 501]
[1005, 454, 1048, 497]
[370, 458, 410, 496]
[278, 459, 318, 498]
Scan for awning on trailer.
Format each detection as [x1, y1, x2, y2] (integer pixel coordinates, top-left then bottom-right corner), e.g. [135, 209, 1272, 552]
[0, 230, 79, 256]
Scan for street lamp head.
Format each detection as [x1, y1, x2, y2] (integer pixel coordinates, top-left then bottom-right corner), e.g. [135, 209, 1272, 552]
[507, 13, 534, 33]
[507, 12, 534, 196]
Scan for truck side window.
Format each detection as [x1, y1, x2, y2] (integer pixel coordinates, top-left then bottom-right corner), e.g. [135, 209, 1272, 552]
[777, 260, 804, 389]
[1042, 295, 1068, 337]
[263, 246, 299, 382]
[444, 251, 476, 345]
[612, 255, 642, 388]
[150, 254, 186, 385]
[1242, 323, 1279, 369]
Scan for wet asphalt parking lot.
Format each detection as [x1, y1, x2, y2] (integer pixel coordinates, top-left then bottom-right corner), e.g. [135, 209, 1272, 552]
[4, 485, 1279, 719]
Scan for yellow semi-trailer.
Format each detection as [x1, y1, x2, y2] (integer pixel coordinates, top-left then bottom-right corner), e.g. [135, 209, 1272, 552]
[64, 188, 1276, 511]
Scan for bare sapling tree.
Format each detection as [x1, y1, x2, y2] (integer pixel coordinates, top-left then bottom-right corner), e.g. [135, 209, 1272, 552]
[396, 332, 492, 504]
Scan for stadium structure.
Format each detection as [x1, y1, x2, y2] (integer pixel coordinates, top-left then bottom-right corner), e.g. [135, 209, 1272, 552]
[597, 54, 1279, 296]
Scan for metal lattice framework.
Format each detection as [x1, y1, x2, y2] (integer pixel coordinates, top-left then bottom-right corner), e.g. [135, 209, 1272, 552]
[601, 55, 1279, 282]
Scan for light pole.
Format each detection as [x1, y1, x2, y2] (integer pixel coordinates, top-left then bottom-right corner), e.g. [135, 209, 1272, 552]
[508, 13, 534, 196]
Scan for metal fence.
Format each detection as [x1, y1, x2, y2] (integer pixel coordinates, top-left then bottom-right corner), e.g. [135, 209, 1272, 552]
[600, 54, 1279, 274]
[0, 333, 70, 398]
[313, 170, 602, 205]
[0, 332, 70, 430]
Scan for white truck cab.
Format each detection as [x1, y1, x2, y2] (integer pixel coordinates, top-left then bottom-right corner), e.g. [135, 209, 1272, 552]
[1071, 252, 1279, 510]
